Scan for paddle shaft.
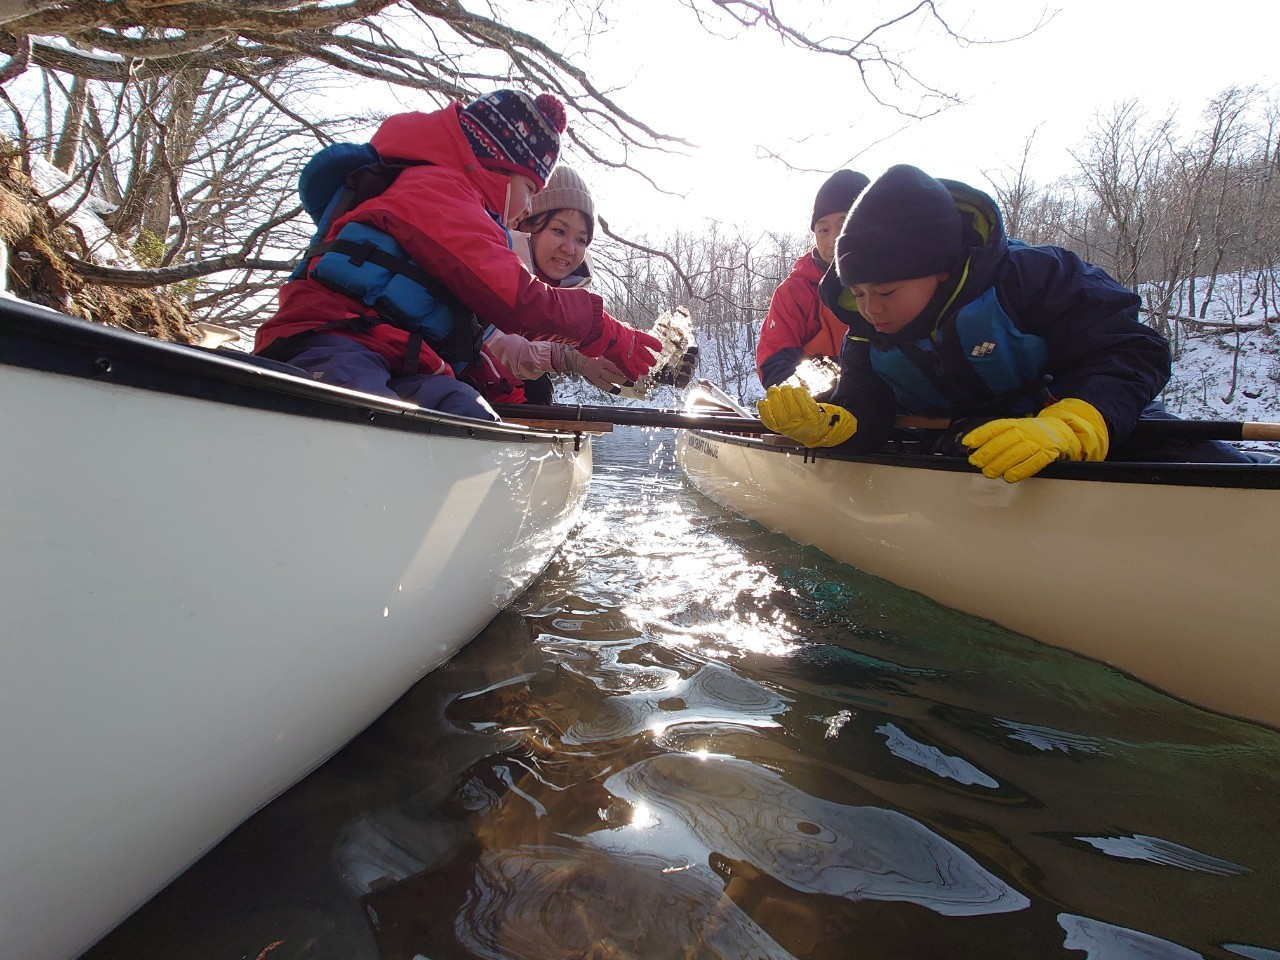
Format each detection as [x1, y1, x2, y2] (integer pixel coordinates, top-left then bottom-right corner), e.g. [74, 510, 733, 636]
[897, 415, 1280, 442]
[493, 402, 774, 433]
[1166, 420, 1280, 441]
[497, 403, 1280, 442]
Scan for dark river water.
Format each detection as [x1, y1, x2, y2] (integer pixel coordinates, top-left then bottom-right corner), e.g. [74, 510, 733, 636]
[86, 427, 1280, 960]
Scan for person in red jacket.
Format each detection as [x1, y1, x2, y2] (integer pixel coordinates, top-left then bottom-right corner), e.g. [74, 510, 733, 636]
[755, 169, 870, 396]
[254, 89, 660, 420]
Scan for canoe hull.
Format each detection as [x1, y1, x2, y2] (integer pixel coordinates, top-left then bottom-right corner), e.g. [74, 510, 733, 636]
[0, 307, 590, 960]
[676, 430, 1279, 729]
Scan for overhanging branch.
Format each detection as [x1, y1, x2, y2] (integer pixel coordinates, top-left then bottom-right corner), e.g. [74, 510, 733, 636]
[64, 252, 296, 287]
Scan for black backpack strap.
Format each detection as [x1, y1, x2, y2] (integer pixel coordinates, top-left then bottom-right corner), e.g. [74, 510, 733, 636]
[896, 336, 994, 410]
[319, 161, 412, 230]
[402, 329, 424, 375]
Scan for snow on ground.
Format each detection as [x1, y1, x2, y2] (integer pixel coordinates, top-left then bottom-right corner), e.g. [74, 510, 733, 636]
[1162, 323, 1280, 424]
[1153, 270, 1280, 425]
[26, 155, 138, 268]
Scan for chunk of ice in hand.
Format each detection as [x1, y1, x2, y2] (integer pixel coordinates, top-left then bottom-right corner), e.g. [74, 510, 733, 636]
[614, 306, 699, 399]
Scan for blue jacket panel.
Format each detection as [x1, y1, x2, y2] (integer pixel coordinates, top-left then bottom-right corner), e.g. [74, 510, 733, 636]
[820, 181, 1170, 454]
[867, 287, 1051, 414]
[288, 142, 487, 358]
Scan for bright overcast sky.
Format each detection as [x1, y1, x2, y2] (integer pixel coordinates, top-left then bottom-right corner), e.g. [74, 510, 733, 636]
[546, 0, 1280, 237]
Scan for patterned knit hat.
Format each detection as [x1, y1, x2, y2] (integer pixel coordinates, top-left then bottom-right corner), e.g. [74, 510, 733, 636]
[528, 165, 595, 230]
[811, 169, 870, 230]
[835, 164, 963, 285]
[459, 89, 567, 189]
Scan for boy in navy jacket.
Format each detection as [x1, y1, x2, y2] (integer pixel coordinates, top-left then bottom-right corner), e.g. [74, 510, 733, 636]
[758, 164, 1176, 482]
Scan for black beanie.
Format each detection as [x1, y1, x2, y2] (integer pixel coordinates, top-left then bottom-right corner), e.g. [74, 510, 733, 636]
[811, 169, 870, 230]
[835, 164, 963, 286]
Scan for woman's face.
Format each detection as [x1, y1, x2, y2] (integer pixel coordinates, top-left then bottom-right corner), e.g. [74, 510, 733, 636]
[529, 209, 591, 282]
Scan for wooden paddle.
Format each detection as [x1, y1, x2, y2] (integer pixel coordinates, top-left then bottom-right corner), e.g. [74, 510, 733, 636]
[1145, 419, 1280, 442]
[496, 402, 1280, 443]
[896, 414, 1280, 442]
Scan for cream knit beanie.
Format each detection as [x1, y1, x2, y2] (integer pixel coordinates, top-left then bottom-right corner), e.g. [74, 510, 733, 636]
[529, 164, 595, 227]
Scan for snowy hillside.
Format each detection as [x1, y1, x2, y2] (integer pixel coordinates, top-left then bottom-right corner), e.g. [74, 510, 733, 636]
[26, 155, 138, 269]
[1163, 324, 1279, 423]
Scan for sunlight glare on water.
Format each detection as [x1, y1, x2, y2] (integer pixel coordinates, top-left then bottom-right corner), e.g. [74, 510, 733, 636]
[84, 427, 1280, 960]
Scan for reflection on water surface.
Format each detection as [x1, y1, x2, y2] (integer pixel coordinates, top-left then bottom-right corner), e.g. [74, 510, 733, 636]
[86, 428, 1280, 960]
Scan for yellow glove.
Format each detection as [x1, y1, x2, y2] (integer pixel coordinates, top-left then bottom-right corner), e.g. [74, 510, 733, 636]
[757, 384, 858, 448]
[962, 398, 1110, 483]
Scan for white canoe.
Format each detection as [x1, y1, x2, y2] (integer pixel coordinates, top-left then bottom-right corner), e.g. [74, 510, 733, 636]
[0, 300, 591, 960]
[675, 426, 1280, 730]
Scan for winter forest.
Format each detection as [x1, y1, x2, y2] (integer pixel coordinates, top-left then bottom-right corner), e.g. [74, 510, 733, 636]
[591, 86, 1280, 414]
[1, 2, 1278, 421]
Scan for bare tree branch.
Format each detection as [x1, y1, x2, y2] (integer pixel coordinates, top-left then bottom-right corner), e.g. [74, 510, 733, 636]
[0, 29, 28, 81]
[63, 251, 296, 287]
[599, 214, 697, 300]
[2, 0, 1006, 332]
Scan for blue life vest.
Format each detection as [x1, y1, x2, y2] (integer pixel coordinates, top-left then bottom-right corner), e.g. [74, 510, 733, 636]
[869, 287, 1050, 416]
[286, 141, 482, 368]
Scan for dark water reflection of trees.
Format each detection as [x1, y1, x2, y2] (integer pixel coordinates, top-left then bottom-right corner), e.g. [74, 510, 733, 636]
[86, 428, 1280, 960]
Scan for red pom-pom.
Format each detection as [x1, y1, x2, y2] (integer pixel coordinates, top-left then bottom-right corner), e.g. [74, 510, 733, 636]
[535, 93, 567, 133]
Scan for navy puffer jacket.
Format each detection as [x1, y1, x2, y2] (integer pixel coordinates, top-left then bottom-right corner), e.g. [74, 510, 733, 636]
[818, 179, 1170, 454]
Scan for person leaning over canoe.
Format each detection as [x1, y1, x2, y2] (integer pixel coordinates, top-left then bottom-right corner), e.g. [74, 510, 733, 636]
[755, 169, 870, 398]
[253, 89, 661, 421]
[484, 164, 631, 403]
[757, 163, 1248, 481]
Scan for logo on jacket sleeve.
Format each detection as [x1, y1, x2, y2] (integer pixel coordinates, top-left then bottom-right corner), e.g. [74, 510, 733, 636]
[970, 341, 997, 358]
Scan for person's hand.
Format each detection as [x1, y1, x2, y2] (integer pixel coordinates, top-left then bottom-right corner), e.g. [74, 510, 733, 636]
[757, 384, 858, 448]
[655, 345, 700, 389]
[962, 398, 1110, 482]
[558, 348, 630, 392]
[580, 317, 662, 382]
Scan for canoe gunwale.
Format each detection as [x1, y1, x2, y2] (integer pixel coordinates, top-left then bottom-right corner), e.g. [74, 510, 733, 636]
[0, 299, 581, 445]
[687, 428, 1280, 490]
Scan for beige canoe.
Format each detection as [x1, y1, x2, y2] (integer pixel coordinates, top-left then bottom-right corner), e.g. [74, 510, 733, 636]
[676, 427, 1280, 730]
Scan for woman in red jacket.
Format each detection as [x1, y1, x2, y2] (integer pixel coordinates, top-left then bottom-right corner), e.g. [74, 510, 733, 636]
[254, 89, 660, 420]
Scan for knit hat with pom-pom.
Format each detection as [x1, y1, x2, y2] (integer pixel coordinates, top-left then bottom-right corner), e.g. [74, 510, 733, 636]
[459, 89, 566, 189]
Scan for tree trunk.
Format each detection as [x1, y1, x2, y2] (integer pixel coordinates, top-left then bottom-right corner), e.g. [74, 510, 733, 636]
[142, 67, 208, 242]
[50, 73, 86, 173]
[1200, 249, 1225, 319]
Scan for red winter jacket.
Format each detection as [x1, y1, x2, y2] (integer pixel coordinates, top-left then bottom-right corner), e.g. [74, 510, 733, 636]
[755, 251, 847, 388]
[254, 103, 607, 376]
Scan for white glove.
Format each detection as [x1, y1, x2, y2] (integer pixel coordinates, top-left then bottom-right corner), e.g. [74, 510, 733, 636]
[554, 345, 631, 392]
